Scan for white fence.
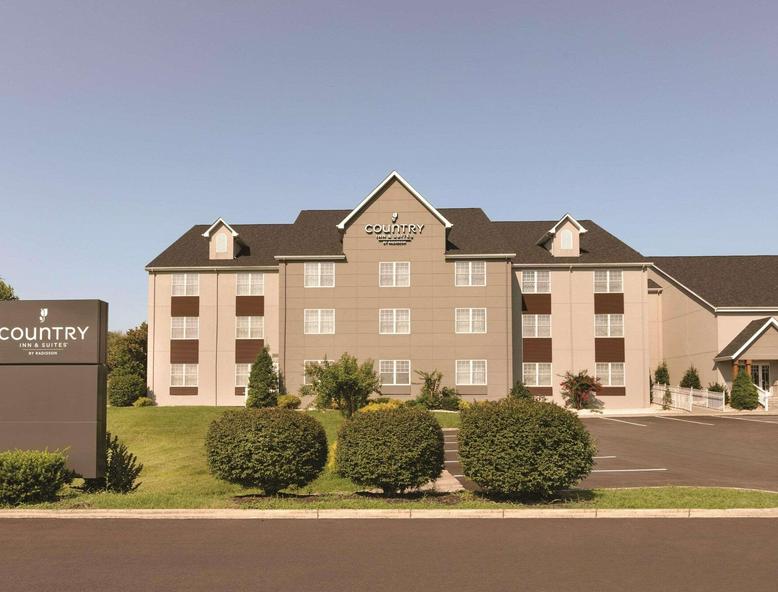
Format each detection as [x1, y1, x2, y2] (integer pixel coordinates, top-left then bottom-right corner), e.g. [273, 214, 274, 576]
[756, 387, 771, 412]
[651, 384, 725, 412]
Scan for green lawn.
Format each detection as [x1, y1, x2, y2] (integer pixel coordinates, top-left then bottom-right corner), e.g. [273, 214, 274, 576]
[23, 407, 778, 509]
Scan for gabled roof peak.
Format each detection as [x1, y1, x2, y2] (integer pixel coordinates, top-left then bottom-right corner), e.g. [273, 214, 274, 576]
[201, 218, 239, 238]
[536, 213, 588, 245]
[336, 171, 453, 230]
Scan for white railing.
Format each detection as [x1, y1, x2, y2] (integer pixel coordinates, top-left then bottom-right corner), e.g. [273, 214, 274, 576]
[756, 387, 771, 411]
[651, 384, 726, 412]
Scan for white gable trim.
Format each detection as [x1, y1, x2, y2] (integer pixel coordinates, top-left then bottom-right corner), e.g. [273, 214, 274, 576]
[201, 218, 239, 238]
[336, 171, 453, 230]
[536, 213, 587, 245]
[716, 317, 778, 362]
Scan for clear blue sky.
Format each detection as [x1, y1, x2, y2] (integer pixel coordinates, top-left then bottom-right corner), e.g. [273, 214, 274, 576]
[1, 1, 776, 330]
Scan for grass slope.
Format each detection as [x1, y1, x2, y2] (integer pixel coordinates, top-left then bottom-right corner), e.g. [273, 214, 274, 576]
[23, 407, 778, 509]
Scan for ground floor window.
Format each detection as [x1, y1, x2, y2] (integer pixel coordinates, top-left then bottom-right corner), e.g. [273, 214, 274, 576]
[456, 360, 487, 385]
[170, 363, 198, 387]
[235, 363, 250, 393]
[596, 362, 625, 387]
[379, 360, 411, 385]
[523, 362, 552, 387]
[303, 360, 325, 385]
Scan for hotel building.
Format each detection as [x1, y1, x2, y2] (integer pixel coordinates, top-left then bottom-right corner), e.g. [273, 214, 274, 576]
[146, 172, 778, 409]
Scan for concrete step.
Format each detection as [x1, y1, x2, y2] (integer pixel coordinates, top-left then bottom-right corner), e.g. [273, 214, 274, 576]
[444, 449, 459, 461]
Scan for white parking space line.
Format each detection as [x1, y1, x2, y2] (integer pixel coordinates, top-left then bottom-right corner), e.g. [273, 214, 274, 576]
[594, 456, 617, 459]
[720, 416, 778, 425]
[592, 468, 668, 473]
[657, 416, 714, 426]
[598, 417, 647, 427]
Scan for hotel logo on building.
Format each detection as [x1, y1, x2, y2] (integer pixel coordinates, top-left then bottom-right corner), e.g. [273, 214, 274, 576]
[364, 212, 425, 245]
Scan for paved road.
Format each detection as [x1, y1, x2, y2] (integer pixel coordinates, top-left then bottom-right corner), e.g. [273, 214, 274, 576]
[1, 518, 776, 591]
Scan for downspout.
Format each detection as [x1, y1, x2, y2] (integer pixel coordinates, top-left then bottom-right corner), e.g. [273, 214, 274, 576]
[214, 271, 219, 406]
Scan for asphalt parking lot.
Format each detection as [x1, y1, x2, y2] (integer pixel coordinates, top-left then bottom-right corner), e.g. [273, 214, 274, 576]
[579, 415, 778, 491]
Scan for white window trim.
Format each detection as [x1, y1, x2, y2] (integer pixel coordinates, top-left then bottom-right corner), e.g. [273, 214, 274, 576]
[596, 362, 626, 387]
[379, 360, 411, 386]
[378, 309, 411, 335]
[594, 314, 624, 338]
[522, 314, 552, 338]
[171, 273, 199, 297]
[560, 229, 573, 250]
[455, 359, 488, 386]
[235, 363, 251, 392]
[170, 363, 198, 387]
[454, 308, 488, 334]
[235, 316, 265, 340]
[304, 262, 336, 288]
[215, 233, 229, 253]
[454, 261, 487, 287]
[303, 309, 336, 335]
[378, 261, 411, 288]
[521, 270, 550, 294]
[522, 362, 552, 387]
[236, 272, 264, 296]
[170, 317, 199, 340]
[593, 269, 624, 294]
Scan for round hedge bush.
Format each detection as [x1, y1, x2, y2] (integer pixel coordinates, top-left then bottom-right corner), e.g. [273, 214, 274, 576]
[205, 408, 328, 495]
[336, 406, 444, 494]
[108, 371, 146, 407]
[459, 399, 596, 498]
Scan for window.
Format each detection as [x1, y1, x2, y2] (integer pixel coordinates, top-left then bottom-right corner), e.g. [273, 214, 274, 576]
[521, 270, 550, 293]
[594, 270, 623, 293]
[523, 362, 552, 387]
[170, 317, 198, 339]
[236, 272, 264, 296]
[236, 316, 264, 339]
[379, 360, 411, 386]
[171, 273, 198, 296]
[455, 261, 486, 287]
[170, 363, 198, 387]
[304, 262, 335, 288]
[594, 314, 624, 337]
[215, 233, 228, 253]
[522, 314, 551, 338]
[456, 360, 487, 385]
[379, 261, 410, 287]
[379, 309, 411, 334]
[304, 309, 335, 334]
[235, 363, 251, 391]
[303, 360, 325, 385]
[455, 308, 487, 334]
[560, 229, 573, 250]
[596, 362, 625, 387]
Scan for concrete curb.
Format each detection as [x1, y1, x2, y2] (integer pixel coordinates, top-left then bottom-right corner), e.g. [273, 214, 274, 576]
[2, 508, 778, 519]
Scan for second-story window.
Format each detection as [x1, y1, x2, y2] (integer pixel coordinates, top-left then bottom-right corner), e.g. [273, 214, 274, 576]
[236, 272, 264, 296]
[379, 309, 410, 334]
[594, 270, 623, 293]
[455, 308, 487, 334]
[521, 270, 550, 293]
[304, 262, 335, 288]
[171, 273, 199, 296]
[304, 309, 335, 334]
[455, 261, 486, 287]
[594, 314, 624, 337]
[171, 317, 199, 339]
[236, 316, 264, 339]
[522, 314, 551, 338]
[379, 262, 410, 287]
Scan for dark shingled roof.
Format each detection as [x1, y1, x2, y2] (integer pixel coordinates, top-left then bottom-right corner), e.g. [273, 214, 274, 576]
[147, 209, 646, 269]
[715, 318, 778, 360]
[652, 256, 778, 308]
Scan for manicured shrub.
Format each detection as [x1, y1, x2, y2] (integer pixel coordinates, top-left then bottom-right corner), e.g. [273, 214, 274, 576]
[415, 369, 461, 410]
[680, 365, 702, 389]
[205, 409, 327, 495]
[508, 380, 534, 401]
[108, 371, 146, 407]
[302, 354, 381, 417]
[560, 370, 603, 410]
[336, 406, 444, 495]
[82, 433, 143, 493]
[246, 346, 279, 408]
[730, 369, 759, 410]
[132, 396, 155, 407]
[359, 399, 403, 413]
[459, 399, 596, 498]
[654, 361, 670, 386]
[277, 394, 301, 409]
[0, 450, 72, 505]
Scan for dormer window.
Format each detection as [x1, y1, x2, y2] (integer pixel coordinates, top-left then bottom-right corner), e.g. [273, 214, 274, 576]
[538, 213, 587, 258]
[215, 234, 228, 254]
[560, 229, 573, 250]
[202, 217, 240, 260]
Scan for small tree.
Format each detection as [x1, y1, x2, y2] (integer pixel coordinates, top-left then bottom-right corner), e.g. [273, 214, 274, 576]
[415, 369, 460, 410]
[654, 361, 670, 386]
[730, 368, 759, 410]
[246, 346, 279, 408]
[560, 370, 603, 410]
[108, 370, 147, 407]
[508, 380, 535, 401]
[662, 386, 672, 410]
[82, 432, 143, 493]
[0, 278, 18, 301]
[301, 353, 380, 417]
[107, 322, 148, 381]
[680, 365, 702, 389]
